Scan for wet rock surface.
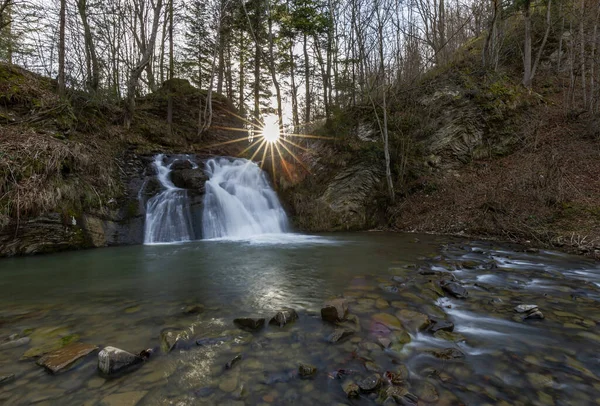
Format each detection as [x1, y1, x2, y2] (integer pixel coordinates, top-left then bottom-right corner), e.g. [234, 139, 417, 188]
[321, 298, 348, 323]
[234, 318, 265, 331]
[36, 342, 98, 373]
[269, 308, 298, 327]
[97, 346, 144, 376]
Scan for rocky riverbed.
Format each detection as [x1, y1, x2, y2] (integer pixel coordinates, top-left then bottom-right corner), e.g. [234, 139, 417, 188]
[0, 235, 599, 405]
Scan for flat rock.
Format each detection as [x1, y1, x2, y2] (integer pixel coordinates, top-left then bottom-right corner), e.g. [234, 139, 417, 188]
[395, 309, 431, 332]
[269, 308, 298, 327]
[234, 318, 265, 331]
[321, 298, 348, 323]
[515, 304, 538, 313]
[440, 281, 468, 299]
[0, 336, 30, 350]
[428, 319, 454, 333]
[433, 330, 466, 342]
[0, 374, 15, 385]
[357, 374, 381, 392]
[101, 391, 147, 406]
[371, 313, 404, 331]
[36, 342, 98, 373]
[427, 348, 465, 360]
[327, 328, 354, 343]
[98, 346, 143, 376]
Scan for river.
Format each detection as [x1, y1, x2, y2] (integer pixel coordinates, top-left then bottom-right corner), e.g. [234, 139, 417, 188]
[0, 232, 599, 405]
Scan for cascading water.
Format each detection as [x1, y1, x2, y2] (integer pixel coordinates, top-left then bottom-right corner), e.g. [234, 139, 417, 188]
[202, 157, 288, 239]
[143, 154, 194, 244]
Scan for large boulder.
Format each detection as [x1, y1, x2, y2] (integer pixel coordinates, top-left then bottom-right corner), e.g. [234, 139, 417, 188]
[170, 168, 208, 191]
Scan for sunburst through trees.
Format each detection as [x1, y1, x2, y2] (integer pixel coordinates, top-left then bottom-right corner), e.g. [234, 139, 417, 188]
[206, 112, 333, 184]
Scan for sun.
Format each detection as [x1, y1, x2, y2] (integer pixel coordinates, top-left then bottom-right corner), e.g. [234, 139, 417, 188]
[261, 115, 280, 143]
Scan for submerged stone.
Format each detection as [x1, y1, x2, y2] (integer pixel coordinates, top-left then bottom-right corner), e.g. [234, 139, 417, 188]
[183, 304, 204, 315]
[269, 308, 298, 327]
[395, 309, 431, 332]
[357, 374, 381, 392]
[0, 374, 15, 385]
[415, 381, 439, 402]
[433, 330, 466, 342]
[36, 342, 98, 373]
[371, 313, 405, 331]
[427, 348, 465, 360]
[225, 354, 243, 369]
[98, 346, 144, 376]
[234, 318, 265, 331]
[321, 298, 349, 323]
[0, 336, 30, 350]
[343, 381, 360, 398]
[327, 328, 354, 343]
[298, 363, 317, 378]
[524, 310, 544, 320]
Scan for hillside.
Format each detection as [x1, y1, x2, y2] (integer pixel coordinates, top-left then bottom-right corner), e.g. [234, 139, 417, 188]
[281, 37, 600, 258]
[0, 64, 245, 255]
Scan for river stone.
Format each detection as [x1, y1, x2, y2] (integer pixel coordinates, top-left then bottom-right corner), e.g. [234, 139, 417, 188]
[160, 328, 189, 352]
[386, 385, 409, 402]
[21, 327, 79, 359]
[321, 298, 348, 323]
[183, 304, 204, 315]
[327, 328, 354, 343]
[101, 391, 147, 406]
[234, 318, 265, 331]
[269, 308, 298, 327]
[343, 381, 360, 398]
[515, 305, 538, 313]
[427, 348, 465, 360]
[415, 381, 439, 402]
[434, 330, 466, 342]
[0, 336, 30, 350]
[357, 374, 381, 392]
[170, 168, 208, 190]
[0, 374, 15, 385]
[372, 313, 404, 331]
[395, 309, 431, 332]
[36, 342, 98, 373]
[428, 319, 454, 333]
[226, 354, 243, 369]
[98, 346, 144, 376]
[524, 310, 544, 320]
[170, 159, 194, 171]
[440, 281, 468, 299]
[298, 363, 317, 378]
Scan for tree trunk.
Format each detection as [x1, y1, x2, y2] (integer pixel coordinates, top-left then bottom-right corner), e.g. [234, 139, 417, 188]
[238, 30, 245, 117]
[58, 0, 66, 96]
[303, 32, 310, 123]
[77, 0, 100, 91]
[125, 0, 164, 129]
[531, 0, 552, 81]
[522, 0, 532, 87]
[167, 0, 174, 132]
[579, 0, 587, 108]
[289, 44, 299, 129]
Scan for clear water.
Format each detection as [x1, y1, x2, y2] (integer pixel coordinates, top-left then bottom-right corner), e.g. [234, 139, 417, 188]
[0, 233, 599, 405]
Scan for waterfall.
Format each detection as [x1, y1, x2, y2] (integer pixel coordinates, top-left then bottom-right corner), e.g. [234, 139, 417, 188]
[143, 155, 194, 244]
[202, 157, 288, 239]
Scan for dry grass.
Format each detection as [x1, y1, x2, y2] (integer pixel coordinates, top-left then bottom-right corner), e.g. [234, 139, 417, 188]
[0, 126, 120, 228]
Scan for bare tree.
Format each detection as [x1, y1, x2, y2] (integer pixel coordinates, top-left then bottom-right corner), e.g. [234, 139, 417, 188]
[125, 0, 164, 129]
[58, 0, 66, 96]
